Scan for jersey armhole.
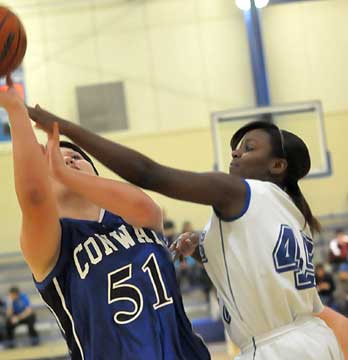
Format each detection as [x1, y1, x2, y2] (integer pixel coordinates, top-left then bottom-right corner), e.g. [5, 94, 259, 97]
[213, 179, 251, 222]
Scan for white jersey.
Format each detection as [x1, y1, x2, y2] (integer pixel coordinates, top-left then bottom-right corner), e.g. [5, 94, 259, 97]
[200, 179, 324, 349]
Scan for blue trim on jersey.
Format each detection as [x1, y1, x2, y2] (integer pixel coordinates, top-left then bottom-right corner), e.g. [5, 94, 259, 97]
[213, 179, 251, 222]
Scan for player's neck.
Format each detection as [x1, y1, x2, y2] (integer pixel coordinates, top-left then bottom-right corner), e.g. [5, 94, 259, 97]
[57, 193, 101, 221]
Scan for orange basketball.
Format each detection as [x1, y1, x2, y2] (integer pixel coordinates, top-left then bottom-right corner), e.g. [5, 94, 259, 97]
[0, 6, 27, 77]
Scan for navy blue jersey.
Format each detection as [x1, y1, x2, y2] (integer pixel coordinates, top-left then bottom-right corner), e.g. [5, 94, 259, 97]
[34, 210, 210, 360]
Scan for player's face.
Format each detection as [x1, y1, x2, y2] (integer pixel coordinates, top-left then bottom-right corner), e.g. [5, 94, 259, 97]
[9, 291, 19, 301]
[315, 267, 325, 278]
[60, 147, 96, 176]
[50, 147, 97, 199]
[229, 129, 278, 180]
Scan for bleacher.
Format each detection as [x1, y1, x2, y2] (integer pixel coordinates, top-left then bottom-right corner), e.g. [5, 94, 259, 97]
[0, 253, 68, 360]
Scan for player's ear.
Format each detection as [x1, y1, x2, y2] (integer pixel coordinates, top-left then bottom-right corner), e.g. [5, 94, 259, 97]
[269, 158, 288, 176]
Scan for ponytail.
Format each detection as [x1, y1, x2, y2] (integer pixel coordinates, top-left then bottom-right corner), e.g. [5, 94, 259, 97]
[285, 181, 321, 234]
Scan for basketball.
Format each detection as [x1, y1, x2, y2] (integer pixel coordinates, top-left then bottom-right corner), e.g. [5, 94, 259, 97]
[0, 6, 26, 77]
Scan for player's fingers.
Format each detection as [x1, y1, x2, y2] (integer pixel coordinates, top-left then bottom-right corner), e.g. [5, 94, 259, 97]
[184, 238, 198, 256]
[177, 238, 192, 250]
[34, 123, 44, 131]
[47, 122, 60, 149]
[53, 122, 60, 142]
[39, 144, 46, 155]
[27, 105, 37, 119]
[169, 242, 177, 252]
[170, 233, 186, 251]
[176, 241, 193, 257]
[6, 74, 13, 88]
[28, 104, 43, 120]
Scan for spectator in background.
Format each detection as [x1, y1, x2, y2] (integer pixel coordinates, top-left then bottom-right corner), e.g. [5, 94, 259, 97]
[0, 298, 6, 343]
[334, 263, 348, 316]
[163, 220, 177, 247]
[174, 255, 197, 293]
[175, 222, 200, 293]
[181, 221, 194, 233]
[329, 229, 348, 271]
[197, 265, 213, 304]
[5, 287, 39, 348]
[315, 264, 336, 307]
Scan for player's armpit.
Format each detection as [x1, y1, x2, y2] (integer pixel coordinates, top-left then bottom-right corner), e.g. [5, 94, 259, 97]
[315, 306, 348, 360]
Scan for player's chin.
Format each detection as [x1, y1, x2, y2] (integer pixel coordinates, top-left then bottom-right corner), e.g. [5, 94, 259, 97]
[229, 166, 241, 176]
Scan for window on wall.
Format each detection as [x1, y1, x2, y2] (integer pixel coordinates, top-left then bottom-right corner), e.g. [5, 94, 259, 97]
[76, 82, 129, 133]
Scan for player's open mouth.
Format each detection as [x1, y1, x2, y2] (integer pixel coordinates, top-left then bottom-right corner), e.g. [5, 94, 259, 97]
[70, 166, 80, 171]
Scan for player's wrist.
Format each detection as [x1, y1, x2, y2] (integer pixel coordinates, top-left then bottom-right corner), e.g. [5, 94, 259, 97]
[5, 98, 26, 113]
[59, 119, 73, 135]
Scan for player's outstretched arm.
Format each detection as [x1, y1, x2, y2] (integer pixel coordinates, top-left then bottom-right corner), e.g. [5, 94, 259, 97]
[28, 105, 247, 219]
[316, 306, 348, 359]
[4, 81, 61, 282]
[47, 123, 163, 232]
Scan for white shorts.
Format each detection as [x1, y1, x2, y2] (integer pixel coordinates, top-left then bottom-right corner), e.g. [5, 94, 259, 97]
[236, 317, 344, 360]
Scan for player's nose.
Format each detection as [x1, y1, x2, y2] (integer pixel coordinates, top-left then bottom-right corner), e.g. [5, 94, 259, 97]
[232, 149, 242, 159]
[65, 157, 75, 166]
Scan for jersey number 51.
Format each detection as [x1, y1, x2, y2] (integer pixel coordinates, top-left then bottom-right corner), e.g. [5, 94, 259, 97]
[107, 253, 174, 324]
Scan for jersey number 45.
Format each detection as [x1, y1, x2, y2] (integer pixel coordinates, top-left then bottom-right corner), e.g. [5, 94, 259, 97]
[273, 225, 315, 290]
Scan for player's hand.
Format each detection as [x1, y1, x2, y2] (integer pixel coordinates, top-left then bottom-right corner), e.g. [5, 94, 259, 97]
[170, 232, 199, 260]
[27, 104, 65, 134]
[46, 122, 66, 179]
[0, 74, 24, 110]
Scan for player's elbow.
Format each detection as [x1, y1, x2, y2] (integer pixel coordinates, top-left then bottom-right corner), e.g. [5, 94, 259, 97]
[19, 187, 47, 206]
[131, 199, 162, 231]
[132, 162, 164, 191]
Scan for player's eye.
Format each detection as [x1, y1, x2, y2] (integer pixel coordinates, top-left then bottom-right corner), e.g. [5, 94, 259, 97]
[245, 144, 254, 152]
[72, 154, 82, 160]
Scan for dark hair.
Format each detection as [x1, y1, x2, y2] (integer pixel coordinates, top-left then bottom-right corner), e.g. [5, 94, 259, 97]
[59, 141, 99, 175]
[231, 121, 321, 234]
[163, 220, 175, 230]
[9, 286, 19, 294]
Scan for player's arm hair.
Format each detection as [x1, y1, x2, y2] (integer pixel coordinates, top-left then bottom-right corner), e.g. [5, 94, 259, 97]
[315, 306, 348, 359]
[8, 104, 61, 282]
[29, 111, 247, 219]
[56, 168, 163, 232]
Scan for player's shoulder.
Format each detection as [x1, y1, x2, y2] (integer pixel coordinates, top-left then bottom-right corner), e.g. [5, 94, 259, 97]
[245, 179, 279, 194]
[245, 179, 292, 207]
[60, 210, 124, 229]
